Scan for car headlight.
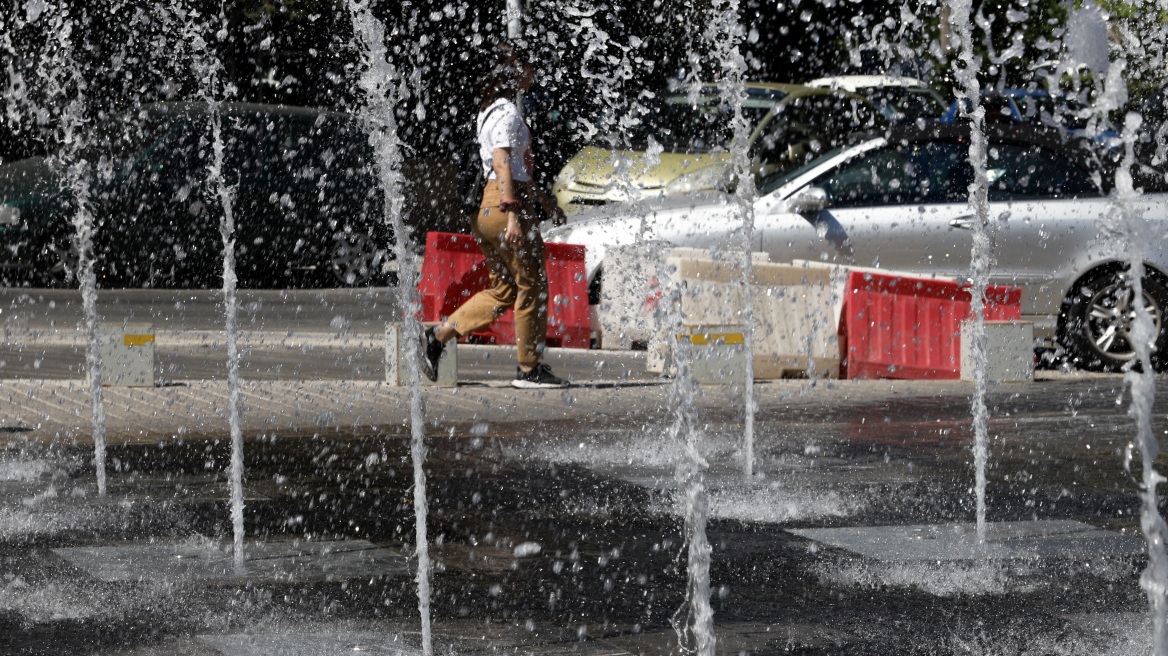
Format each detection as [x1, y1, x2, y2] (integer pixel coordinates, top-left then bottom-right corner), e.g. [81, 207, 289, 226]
[0, 204, 20, 226]
[554, 163, 577, 192]
[665, 166, 731, 195]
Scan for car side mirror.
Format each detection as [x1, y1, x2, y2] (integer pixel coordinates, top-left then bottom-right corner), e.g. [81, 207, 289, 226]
[787, 186, 829, 214]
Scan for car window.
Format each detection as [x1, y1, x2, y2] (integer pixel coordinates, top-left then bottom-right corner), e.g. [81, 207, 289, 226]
[813, 139, 972, 207]
[132, 117, 205, 180]
[312, 118, 378, 212]
[1012, 94, 1108, 133]
[867, 88, 946, 122]
[757, 144, 849, 196]
[986, 142, 1102, 200]
[252, 115, 323, 185]
[984, 97, 1017, 124]
[754, 94, 881, 177]
[624, 94, 777, 152]
[84, 111, 177, 165]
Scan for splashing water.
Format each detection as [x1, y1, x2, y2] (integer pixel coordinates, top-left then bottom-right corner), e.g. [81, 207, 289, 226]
[1060, 5, 1168, 649]
[702, 0, 757, 480]
[1, 15, 29, 167]
[944, 0, 993, 545]
[180, 2, 246, 570]
[659, 263, 715, 656]
[1109, 77, 1168, 656]
[345, 3, 432, 654]
[26, 0, 109, 497]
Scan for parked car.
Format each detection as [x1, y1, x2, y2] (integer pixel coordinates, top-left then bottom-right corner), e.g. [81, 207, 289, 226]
[806, 75, 946, 123]
[941, 88, 1120, 144]
[552, 82, 882, 215]
[545, 123, 1168, 372]
[0, 102, 392, 289]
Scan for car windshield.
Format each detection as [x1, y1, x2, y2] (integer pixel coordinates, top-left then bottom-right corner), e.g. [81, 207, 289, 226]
[865, 88, 946, 122]
[623, 93, 779, 152]
[1011, 94, 1103, 132]
[82, 108, 182, 163]
[758, 143, 851, 195]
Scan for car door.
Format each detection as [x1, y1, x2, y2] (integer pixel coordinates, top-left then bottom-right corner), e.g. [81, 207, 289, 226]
[310, 117, 387, 286]
[759, 138, 978, 277]
[105, 109, 217, 287]
[230, 111, 311, 286]
[233, 112, 384, 287]
[982, 139, 1111, 316]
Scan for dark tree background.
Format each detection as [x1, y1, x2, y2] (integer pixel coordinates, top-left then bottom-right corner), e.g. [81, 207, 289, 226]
[1, 0, 1163, 234]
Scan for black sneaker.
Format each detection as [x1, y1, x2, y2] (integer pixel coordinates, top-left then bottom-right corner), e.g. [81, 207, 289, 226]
[420, 327, 443, 382]
[511, 363, 569, 389]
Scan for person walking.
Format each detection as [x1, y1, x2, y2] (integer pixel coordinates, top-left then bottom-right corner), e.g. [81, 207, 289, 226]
[421, 40, 570, 389]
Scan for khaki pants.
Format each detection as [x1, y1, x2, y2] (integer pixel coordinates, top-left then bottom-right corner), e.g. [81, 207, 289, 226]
[446, 180, 548, 368]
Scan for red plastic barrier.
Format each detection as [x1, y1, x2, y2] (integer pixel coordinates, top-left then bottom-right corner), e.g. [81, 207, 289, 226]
[838, 271, 1021, 380]
[416, 231, 591, 348]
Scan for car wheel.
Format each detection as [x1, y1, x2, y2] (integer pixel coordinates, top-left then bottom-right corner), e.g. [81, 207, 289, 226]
[329, 230, 386, 287]
[1060, 265, 1168, 372]
[588, 268, 602, 305]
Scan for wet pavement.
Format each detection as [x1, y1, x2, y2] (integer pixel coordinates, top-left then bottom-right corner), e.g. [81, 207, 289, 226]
[0, 345, 1163, 654]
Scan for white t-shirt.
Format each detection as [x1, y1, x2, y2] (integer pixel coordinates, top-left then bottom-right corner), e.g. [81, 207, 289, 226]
[478, 98, 532, 183]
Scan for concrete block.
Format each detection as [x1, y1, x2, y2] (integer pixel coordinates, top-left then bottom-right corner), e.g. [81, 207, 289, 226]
[386, 323, 457, 387]
[680, 325, 747, 384]
[98, 323, 155, 387]
[597, 241, 672, 350]
[961, 320, 1034, 382]
[646, 252, 843, 378]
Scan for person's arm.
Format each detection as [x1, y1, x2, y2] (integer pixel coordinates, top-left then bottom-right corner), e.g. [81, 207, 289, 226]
[530, 184, 567, 227]
[492, 146, 524, 247]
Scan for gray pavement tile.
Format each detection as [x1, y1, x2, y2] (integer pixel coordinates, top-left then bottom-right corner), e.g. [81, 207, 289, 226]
[1063, 613, 1151, 655]
[53, 538, 410, 583]
[197, 632, 417, 656]
[790, 520, 1146, 561]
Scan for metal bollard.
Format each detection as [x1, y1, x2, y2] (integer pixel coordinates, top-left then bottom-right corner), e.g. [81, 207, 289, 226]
[385, 322, 457, 387]
[960, 320, 1034, 382]
[98, 323, 156, 387]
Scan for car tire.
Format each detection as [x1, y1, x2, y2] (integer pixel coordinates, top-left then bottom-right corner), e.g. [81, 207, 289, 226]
[588, 268, 602, 305]
[1060, 265, 1168, 372]
[329, 229, 386, 287]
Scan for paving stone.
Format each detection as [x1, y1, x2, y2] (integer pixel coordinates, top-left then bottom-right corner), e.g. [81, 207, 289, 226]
[53, 539, 410, 583]
[789, 520, 1145, 561]
[603, 622, 850, 655]
[105, 478, 272, 502]
[510, 641, 633, 656]
[1063, 613, 1150, 655]
[197, 632, 418, 656]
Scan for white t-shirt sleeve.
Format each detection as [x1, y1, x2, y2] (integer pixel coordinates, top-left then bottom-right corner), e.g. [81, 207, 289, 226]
[484, 104, 522, 150]
[479, 101, 532, 182]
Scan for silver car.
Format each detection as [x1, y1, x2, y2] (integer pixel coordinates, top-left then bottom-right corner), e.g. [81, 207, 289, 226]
[544, 124, 1168, 372]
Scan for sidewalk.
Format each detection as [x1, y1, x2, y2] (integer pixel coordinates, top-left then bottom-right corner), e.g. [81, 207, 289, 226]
[0, 351, 1074, 446]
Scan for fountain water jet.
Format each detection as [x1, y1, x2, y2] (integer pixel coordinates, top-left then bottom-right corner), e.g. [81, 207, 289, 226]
[1096, 51, 1168, 652]
[944, 0, 993, 545]
[661, 271, 715, 656]
[701, 0, 757, 480]
[184, 2, 247, 570]
[26, 0, 110, 497]
[345, 3, 433, 654]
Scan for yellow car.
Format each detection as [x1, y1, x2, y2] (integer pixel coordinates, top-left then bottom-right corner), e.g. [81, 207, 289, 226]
[553, 82, 880, 214]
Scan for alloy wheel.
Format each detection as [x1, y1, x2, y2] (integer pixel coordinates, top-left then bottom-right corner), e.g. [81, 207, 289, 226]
[1082, 274, 1161, 362]
[330, 230, 385, 287]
